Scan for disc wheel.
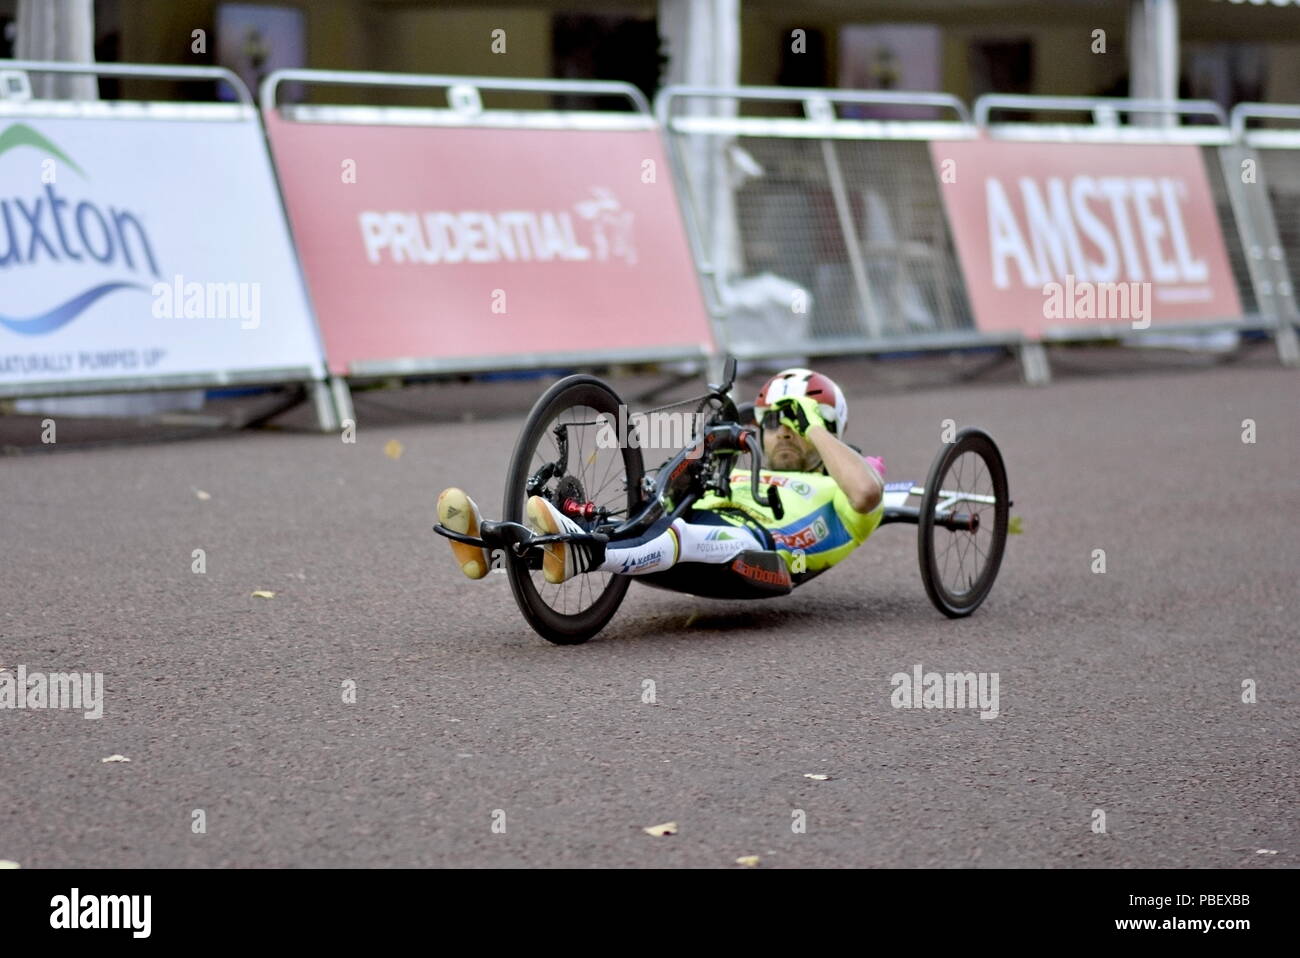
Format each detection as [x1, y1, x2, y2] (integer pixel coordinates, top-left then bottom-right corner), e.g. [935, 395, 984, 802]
[503, 375, 644, 644]
[917, 428, 1009, 618]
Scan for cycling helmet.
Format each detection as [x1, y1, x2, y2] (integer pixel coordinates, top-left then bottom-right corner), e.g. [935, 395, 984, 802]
[754, 368, 848, 438]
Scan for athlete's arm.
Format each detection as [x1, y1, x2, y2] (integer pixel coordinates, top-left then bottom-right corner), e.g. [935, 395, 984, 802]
[806, 424, 882, 514]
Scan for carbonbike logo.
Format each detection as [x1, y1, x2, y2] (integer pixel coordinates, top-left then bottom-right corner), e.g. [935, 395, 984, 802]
[50, 888, 151, 938]
[890, 663, 1000, 720]
[731, 556, 787, 586]
[0, 123, 159, 336]
[595, 406, 705, 457]
[0, 665, 104, 719]
[359, 187, 637, 266]
[986, 174, 1211, 329]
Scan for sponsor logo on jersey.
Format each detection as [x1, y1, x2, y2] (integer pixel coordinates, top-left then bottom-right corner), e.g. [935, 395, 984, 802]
[770, 516, 830, 551]
[618, 549, 663, 573]
[727, 471, 815, 498]
[698, 539, 743, 555]
[770, 504, 854, 553]
[695, 527, 745, 554]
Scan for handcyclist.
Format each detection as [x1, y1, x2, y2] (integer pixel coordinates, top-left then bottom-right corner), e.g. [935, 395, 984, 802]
[437, 368, 886, 584]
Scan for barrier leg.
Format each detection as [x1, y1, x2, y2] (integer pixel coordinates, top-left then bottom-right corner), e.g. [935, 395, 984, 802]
[330, 377, 356, 431]
[1275, 319, 1300, 367]
[309, 379, 340, 433]
[1019, 342, 1052, 386]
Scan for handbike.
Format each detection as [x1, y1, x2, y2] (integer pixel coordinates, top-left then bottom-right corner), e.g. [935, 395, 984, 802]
[433, 357, 1010, 644]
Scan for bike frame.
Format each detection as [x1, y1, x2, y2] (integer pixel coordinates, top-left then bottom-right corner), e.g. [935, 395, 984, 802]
[433, 378, 980, 559]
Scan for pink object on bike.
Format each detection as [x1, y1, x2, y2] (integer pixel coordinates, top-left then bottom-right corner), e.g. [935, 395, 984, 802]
[865, 455, 886, 478]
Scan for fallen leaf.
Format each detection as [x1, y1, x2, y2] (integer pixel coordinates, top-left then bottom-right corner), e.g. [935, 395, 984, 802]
[101, 754, 130, 763]
[251, 590, 276, 599]
[1008, 516, 1023, 535]
[643, 822, 677, 837]
[384, 439, 404, 460]
[735, 855, 760, 867]
[804, 773, 830, 781]
[195, 489, 211, 501]
[0, 860, 19, 869]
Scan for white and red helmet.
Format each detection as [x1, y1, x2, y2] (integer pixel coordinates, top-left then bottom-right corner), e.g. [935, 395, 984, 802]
[755, 368, 848, 438]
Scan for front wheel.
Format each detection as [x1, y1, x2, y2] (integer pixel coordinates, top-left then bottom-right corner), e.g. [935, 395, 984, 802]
[503, 375, 644, 644]
[917, 428, 1009, 618]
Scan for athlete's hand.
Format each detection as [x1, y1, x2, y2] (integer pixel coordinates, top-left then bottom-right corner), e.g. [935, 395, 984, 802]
[772, 396, 826, 438]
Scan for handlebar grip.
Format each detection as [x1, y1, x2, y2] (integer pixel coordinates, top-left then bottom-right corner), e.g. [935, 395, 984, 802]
[766, 485, 784, 521]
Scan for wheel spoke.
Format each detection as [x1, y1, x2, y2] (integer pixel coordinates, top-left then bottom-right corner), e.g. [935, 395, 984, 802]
[940, 529, 956, 585]
[519, 399, 636, 623]
[951, 530, 972, 590]
[958, 531, 977, 594]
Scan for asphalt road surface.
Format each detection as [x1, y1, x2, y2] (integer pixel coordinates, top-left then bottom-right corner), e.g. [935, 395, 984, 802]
[1, 352, 1296, 868]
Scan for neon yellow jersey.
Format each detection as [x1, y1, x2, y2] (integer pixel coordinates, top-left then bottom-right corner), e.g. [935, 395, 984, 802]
[694, 468, 884, 572]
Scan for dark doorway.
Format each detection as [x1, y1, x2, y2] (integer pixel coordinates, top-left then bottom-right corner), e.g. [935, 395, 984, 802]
[969, 39, 1035, 97]
[551, 13, 666, 110]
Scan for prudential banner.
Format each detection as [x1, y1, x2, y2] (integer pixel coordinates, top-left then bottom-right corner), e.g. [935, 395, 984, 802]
[0, 110, 325, 394]
[264, 114, 715, 375]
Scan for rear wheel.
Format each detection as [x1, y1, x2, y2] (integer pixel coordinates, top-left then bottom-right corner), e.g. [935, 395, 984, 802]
[503, 376, 643, 644]
[917, 428, 1009, 618]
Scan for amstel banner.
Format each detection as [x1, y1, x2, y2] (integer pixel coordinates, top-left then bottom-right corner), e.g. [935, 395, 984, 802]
[930, 139, 1242, 336]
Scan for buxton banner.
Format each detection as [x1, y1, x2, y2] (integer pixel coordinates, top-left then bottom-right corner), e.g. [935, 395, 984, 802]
[0, 109, 326, 393]
[263, 115, 715, 374]
[930, 139, 1242, 335]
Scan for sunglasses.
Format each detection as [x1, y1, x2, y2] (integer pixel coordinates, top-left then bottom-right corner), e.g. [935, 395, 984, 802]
[759, 407, 836, 436]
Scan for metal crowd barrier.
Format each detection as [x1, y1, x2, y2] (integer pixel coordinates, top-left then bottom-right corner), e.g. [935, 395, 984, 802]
[0, 60, 339, 429]
[1226, 102, 1300, 364]
[11, 64, 1291, 418]
[974, 94, 1229, 137]
[980, 94, 1297, 371]
[261, 70, 715, 424]
[977, 94, 1260, 380]
[654, 85, 1015, 371]
[657, 84, 1300, 385]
